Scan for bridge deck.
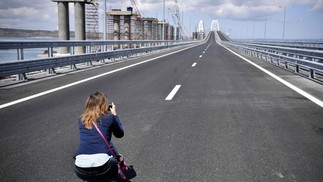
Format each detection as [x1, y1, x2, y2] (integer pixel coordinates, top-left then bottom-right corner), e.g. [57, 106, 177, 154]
[0, 32, 322, 181]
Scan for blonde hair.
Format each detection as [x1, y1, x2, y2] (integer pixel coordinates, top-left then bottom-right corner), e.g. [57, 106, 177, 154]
[81, 92, 108, 129]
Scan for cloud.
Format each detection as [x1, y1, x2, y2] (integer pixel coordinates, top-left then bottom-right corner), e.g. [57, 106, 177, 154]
[0, 0, 322, 31]
[0, 0, 58, 29]
[137, 0, 323, 20]
[312, 0, 323, 11]
[123, 0, 288, 21]
[177, 0, 289, 20]
[0, 7, 37, 19]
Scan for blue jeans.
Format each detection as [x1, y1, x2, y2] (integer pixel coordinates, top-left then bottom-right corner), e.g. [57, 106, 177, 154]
[75, 157, 118, 182]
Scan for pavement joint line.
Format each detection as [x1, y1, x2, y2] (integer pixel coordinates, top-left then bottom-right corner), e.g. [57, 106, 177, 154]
[219, 42, 323, 108]
[165, 85, 181, 101]
[0, 44, 200, 110]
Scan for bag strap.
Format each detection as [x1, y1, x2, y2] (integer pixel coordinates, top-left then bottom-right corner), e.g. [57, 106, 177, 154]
[92, 121, 116, 157]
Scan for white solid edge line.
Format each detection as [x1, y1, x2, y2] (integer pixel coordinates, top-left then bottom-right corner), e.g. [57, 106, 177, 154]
[165, 85, 181, 101]
[192, 62, 197, 67]
[0, 45, 197, 110]
[219, 43, 323, 108]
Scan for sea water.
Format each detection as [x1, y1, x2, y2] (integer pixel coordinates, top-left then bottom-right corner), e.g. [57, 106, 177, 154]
[0, 37, 58, 63]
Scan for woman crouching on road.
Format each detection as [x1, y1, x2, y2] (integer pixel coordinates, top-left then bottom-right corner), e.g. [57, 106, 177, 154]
[74, 91, 124, 181]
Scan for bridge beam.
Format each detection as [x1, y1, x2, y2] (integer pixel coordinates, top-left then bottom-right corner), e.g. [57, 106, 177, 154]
[56, 1, 70, 54]
[74, 2, 86, 54]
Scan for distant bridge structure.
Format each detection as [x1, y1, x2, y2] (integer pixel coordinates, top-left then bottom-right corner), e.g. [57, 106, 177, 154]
[210, 20, 220, 31]
[195, 20, 205, 40]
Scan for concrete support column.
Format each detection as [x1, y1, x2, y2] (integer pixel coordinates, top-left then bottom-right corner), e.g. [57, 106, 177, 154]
[124, 16, 131, 41]
[147, 20, 152, 40]
[169, 25, 172, 40]
[165, 24, 169, 40]
[176, 27, 179, 40]
[113, 16, 120, 40]
[57, 2, 70, 54]
[113, 16, 120, 49]
[142, 21, 145, 40]
[157, 23, 162, 40]
[152, 22, 156, 40]
[74, 2, 86, 54]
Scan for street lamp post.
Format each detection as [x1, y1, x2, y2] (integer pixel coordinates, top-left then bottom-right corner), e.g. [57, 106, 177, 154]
[279, 6, 286, 39]
[163, 0, 165, 41]
[283, 6, 286, 39]
[104, 0, 106, 41]
[264, 16, 267, 39]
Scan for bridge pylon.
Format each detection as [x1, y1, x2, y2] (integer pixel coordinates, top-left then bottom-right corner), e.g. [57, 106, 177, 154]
[210, 20, 220, 31]
[52, 0, 95, 54]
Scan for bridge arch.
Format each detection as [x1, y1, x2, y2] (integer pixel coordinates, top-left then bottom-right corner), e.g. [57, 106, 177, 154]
[210, 20, 219, 31]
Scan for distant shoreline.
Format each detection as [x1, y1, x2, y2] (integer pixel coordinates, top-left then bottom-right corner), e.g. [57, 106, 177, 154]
[0, 28, 76, 38]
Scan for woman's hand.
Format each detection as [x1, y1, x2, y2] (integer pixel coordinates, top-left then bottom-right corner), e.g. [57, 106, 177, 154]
[110, 102, 117, 116]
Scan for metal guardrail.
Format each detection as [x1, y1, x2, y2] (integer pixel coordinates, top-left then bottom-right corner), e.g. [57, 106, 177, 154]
[235, 40, 323, 50]
[232, 42, 323, 61]
[0, 39, 177, 50]
[220, 39, 323, 83]
[0, 39, 197, 80]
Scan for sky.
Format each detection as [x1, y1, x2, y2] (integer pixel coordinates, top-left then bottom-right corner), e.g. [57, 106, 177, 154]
[0, 0, 323, 40]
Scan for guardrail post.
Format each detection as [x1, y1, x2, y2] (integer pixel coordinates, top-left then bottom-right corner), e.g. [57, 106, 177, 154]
[86, 61, 93, 66]
[295, 65, 300, 73]
[47, 47, 56, 75]
[309, 69, 314, 79]
[16, 48, 27, 81]
[71, 46, 75, 55]
[284, 62, 288, 69]
[70, 64, 77, 70]
[276, 58, 281, 66]
[17, 48, 24, 61]
[17, 73, 27, 81]
[48, 68, 56, 74]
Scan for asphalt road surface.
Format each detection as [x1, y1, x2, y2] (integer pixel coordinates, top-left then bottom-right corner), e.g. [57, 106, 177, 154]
[1, 32, 323, 181]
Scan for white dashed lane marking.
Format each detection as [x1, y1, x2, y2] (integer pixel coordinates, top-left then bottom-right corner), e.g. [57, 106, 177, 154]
[165, 85, 181, 101]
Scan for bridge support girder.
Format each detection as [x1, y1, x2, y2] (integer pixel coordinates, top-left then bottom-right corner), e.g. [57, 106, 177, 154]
[52, 0, 94, 54]
[56, 1, 70, 54]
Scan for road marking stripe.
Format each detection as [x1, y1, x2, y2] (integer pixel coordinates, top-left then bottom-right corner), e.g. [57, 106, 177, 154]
[199, 55, 202, 58]
[165, 85, 181, 101]
[0, 45, 198, 110]
[192, 62, 197, 67]
[219, 43, 323, 108]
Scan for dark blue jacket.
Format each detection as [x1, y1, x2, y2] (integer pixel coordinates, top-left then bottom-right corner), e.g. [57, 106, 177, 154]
[75, 114, 124, 157]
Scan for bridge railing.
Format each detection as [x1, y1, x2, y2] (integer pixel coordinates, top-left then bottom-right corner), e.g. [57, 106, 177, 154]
[235, 40, 323, 50]
[0, 39, 197, 80]
[220, 40, 323, 83]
